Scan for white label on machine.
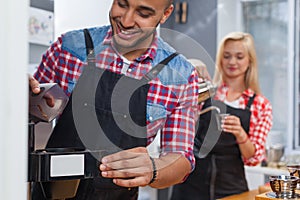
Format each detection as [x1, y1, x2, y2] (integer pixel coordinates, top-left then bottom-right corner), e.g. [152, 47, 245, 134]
[50, 154, 84, 177]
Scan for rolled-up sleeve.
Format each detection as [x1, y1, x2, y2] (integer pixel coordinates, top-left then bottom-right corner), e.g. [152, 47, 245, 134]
[160, 69, 199, 171]
[243, 96, 273, 166]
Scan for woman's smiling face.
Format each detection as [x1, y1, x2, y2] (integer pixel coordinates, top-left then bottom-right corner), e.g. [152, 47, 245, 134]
[221, 40, 250, 80]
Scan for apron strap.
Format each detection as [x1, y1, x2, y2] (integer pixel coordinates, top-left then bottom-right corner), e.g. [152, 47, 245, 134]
[210, 154, 217, 200]
[246, 93, 256, 110]
[83, 28, 96, 63]
[142, 52, 179, 81]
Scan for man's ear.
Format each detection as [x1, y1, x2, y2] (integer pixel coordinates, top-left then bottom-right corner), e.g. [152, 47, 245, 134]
[160, 4, 174, 24]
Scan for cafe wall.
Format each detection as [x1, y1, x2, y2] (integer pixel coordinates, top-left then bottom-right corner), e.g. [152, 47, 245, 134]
[54, 0, 112, 38]
[161, 0, 218, 76]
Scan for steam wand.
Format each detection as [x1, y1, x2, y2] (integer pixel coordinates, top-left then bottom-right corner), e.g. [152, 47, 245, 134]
[198, 106, 220, 115]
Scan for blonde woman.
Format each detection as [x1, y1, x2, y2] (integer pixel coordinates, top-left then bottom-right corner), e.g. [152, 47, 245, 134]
[171, 32, 273, 200]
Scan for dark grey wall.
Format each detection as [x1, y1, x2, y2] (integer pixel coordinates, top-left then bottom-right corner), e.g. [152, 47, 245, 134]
[161, 0, 217, 75]
[30, 0, 54, 12]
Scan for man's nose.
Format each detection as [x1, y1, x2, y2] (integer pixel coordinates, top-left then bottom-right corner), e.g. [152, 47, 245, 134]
[122, 10, 135, 28]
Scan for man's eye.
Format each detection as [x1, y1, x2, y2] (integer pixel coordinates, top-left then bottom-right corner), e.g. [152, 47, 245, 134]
[138, 12, 151, 18]
[118, 1, 128, 8]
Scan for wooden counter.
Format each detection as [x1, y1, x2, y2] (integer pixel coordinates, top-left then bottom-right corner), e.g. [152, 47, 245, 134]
[218, 189, 259, 200]
[255, 191, 300, 200]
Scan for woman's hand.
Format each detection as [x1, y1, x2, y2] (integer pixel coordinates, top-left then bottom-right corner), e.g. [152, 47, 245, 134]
[222, 115, 248, 142]
[99, 147, 154, 187]
[222, 114, 255, 158]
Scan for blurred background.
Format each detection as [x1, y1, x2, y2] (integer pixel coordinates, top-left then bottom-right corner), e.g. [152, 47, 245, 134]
[1, 0, 300, 199]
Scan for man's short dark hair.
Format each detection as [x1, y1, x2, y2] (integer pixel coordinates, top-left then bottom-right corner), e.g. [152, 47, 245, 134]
[166, 0, 173, 7]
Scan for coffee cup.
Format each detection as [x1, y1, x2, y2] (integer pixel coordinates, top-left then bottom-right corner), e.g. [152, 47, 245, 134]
[216, 113, 229, 131]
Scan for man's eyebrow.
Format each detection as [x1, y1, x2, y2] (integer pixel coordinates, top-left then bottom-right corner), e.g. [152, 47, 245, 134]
[137, 5, 156, 14]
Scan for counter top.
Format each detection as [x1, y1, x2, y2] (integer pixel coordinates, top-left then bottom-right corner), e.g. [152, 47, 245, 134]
[255, 191, 300, 200]
[218, 189, 259, 200]
[245, 165, 289, 176]
[219, 189, 300, 200]
[216, 166, 291, 200]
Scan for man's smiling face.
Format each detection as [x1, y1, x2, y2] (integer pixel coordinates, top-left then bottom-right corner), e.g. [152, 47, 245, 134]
[109, 0, 173, 54]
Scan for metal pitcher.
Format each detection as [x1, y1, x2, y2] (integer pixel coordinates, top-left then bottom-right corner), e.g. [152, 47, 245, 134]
[29, 83, 69, 122]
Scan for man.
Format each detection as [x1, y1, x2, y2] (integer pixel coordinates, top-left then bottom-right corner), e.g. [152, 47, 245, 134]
[29, 0, 199, 199]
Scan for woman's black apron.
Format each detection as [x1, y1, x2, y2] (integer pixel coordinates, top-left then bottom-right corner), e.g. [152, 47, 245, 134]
[171, 95, 256, 200]
[32, 29, 178, 200]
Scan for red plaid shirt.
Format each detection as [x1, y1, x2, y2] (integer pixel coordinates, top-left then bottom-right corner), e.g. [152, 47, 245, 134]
[34, 28, 199, 169]
[214, 84, 273, 166]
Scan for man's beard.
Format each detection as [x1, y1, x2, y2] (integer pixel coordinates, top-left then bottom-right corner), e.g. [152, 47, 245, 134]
[111, 20, 160, 54]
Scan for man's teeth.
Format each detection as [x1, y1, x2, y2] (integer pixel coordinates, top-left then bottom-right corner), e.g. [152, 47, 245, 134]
[121, 30, 134, 35]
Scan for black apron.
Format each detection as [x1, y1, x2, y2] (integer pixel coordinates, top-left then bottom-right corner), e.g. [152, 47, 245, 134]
[171, 95, 256, 200]
[31, 29, 178, 200]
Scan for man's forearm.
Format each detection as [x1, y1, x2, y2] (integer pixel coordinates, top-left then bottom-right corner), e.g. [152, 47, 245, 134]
[149, 153, 191, 189]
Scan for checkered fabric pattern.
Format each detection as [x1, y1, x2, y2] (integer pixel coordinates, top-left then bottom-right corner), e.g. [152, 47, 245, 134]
[214, 84, 273, 166]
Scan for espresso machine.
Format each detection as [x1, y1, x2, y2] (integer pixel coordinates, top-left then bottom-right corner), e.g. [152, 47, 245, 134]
[197, 80, 220, 114]
[28, 83, 102, 200]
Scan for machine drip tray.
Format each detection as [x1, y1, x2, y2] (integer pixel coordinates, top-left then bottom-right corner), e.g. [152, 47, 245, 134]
[38, 179, 80, 199]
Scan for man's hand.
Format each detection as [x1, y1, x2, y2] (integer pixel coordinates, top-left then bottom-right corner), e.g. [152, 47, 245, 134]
[28, 74, 40, 94]
[42, 93, 55, 108]
[28, 74, 55, 107]
[99, 147, 153, 187]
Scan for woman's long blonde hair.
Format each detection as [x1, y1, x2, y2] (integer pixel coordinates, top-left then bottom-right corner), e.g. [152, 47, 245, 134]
[213, 32, 261, 94]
